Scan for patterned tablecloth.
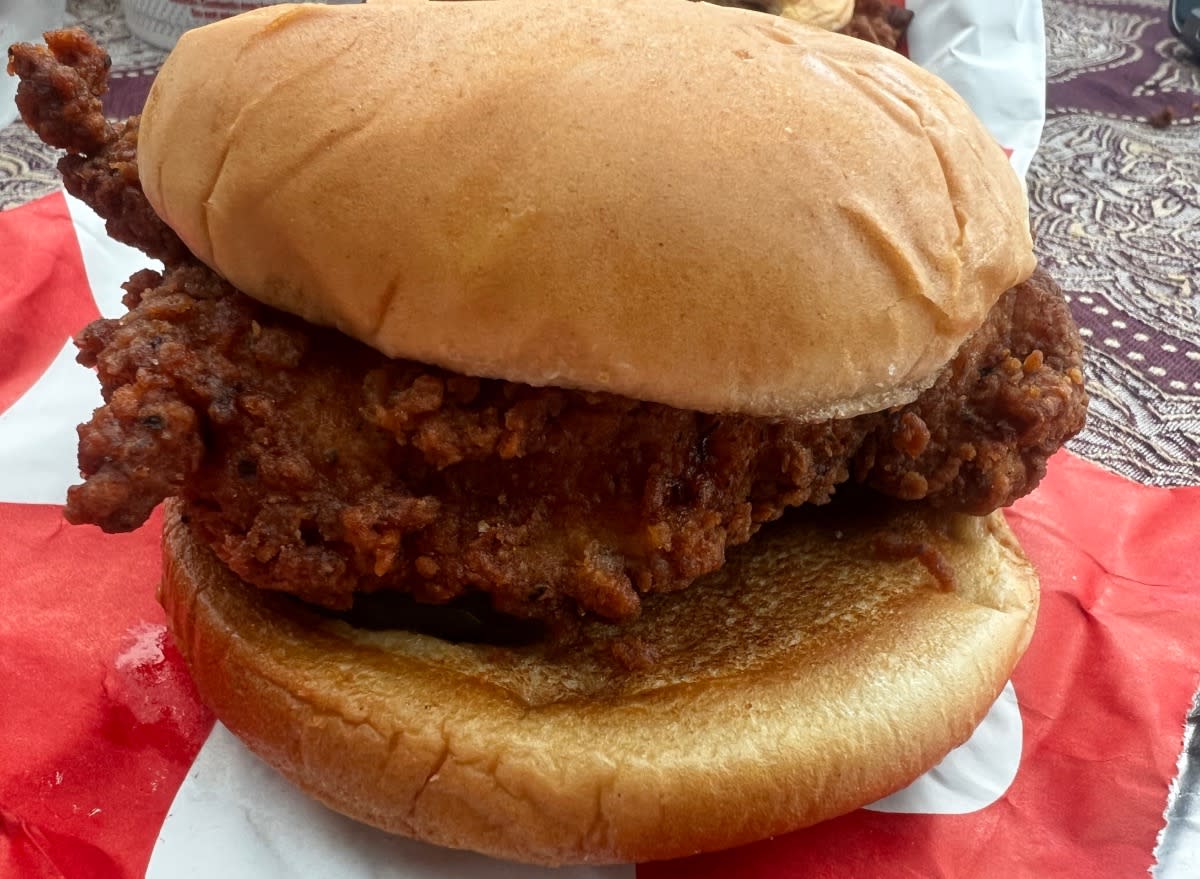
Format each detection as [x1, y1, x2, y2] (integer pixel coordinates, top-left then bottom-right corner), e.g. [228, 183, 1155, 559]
[1032, 0, 1200, 485]
[2, 0, 1198, 875]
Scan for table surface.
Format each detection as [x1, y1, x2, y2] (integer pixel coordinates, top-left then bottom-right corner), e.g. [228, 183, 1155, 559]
[2, 0, 1198, 874]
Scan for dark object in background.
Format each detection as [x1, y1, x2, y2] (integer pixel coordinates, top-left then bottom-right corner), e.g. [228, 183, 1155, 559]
[1170, 0, 1200, 56]
[1149, 106, 1176, 128]
[698, 0, 913, 52]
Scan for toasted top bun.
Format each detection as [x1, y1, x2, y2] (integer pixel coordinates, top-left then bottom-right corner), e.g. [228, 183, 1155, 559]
[161, 499, 1038, 865]
[139, 0, 1034, 420]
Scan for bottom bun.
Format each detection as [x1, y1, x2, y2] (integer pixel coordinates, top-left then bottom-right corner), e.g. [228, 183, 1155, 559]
[159, 498, 1038, 865]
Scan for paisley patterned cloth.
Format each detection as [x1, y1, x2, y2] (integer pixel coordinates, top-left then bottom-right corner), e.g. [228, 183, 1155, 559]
[1030, 0, 1200, 487]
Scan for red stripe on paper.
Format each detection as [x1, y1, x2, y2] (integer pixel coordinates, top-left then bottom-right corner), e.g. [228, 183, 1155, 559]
[0, 505, 214, 879]
[0, 192, 101, 416]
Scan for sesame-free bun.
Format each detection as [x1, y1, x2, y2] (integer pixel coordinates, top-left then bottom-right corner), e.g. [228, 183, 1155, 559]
[160, 499, 1038, 865]
[138, 0, 1034, 421]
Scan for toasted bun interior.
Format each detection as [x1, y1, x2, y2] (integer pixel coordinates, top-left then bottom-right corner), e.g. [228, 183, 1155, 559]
[139, 0, 1035, 420]
[160, 499, 1038, 865]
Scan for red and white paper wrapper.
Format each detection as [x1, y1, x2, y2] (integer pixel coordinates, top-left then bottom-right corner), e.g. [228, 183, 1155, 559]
[3, 2, 1198, 877]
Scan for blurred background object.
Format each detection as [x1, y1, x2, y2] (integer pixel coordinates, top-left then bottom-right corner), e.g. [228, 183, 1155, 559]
[1170, 0, 1200, 56]
[120, 0, 359, 50]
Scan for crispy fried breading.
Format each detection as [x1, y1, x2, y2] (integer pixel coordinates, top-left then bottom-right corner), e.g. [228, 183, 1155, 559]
[66, 265, 1084, 626]
[17, 26, 1085, 630]
[9, 30, 190, 263]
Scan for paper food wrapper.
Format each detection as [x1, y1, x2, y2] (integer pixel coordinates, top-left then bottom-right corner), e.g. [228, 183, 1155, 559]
[3, 1, 1198, 877]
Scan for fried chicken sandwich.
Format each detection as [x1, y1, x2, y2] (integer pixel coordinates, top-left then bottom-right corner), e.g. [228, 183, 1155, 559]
[9, 0, 1086, 865]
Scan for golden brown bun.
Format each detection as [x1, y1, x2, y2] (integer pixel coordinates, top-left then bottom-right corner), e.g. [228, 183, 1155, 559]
[161, 499, 1038, 865]
[138, 0, 1034, 421]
